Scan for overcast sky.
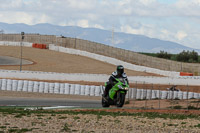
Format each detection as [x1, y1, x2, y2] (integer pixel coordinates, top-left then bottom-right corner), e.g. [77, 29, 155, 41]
[0, 0, 200, 49]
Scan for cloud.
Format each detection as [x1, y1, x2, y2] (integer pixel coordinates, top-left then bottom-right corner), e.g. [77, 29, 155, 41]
[0, 11, 33, 24]
[66, 0, 96, 10]
[139, 0, 156, 5]
[120, 25, 147, 35]
[94, 24, 104, 29]
[77, 19, 89, 28]
[0, 11, 51, 25]
[176, 31, 187, 41]
[0, 0, 200, 49]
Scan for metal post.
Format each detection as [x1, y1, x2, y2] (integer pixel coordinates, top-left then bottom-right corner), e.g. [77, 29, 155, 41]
[39, 34, 41, 44]
[145, 84, 147, 109]
[144, 82, 147, 109]
[61, 37, 63, 47]
[74, 37, 76, 49]
[187, 84, 189, 110]
[158, 85, 160, 109]
[151, 83, 154, 109]
[197, 91, 200, 109]
[172, 85, 175, 109]
[133, 81, 137, 108]
[128, 86, 130, 103]
[20, 32, 25, 71]
[181, 62, 183, 71]
[56, 36, 57, 46]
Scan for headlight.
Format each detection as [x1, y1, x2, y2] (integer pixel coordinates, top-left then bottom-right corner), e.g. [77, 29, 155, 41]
[124, 87, 129, 90]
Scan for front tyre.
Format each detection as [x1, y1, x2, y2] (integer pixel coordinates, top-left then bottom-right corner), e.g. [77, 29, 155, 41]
[102, 97, 110, 107]
[116, 93, 125, 107]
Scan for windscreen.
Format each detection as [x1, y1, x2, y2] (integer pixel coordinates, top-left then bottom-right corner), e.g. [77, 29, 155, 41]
[118, 78, 126, 85]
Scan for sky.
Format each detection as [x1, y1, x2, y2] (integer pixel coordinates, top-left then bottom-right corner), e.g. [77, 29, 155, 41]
[0, 0, 200, 49]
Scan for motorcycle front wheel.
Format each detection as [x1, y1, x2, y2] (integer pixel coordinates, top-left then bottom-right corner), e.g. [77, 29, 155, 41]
[116, 93, 125, 107]
[102, 97, 110, 107]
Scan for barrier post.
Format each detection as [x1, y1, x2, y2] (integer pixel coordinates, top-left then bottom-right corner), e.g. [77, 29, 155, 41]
[151, 84, 154, 100]
[144, 82, 147, 109]
[171, 84, 175, 109]
[187, 84, 189, 110]
[151, 83, 154, 109]
[20, 32, 25, 71]
[158, 85, 160, 109]
[145, 84, 148, 109]
[197, 92, 200, 109]
[74, 37, 77, 49]
[132, 81, 137, 108]
[127, 88, 130, 103]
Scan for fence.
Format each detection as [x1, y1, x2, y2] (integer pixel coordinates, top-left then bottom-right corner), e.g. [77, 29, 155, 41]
[1, 34, 200, 75]
[128, 82, 200, 110]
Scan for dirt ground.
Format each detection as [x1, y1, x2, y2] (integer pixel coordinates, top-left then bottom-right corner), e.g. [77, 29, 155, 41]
[0, 110, 200, 133]
[0, 46, 161, 76]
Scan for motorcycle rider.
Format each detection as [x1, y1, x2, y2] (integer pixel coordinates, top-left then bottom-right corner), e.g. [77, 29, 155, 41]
[103, 65, 129, 100]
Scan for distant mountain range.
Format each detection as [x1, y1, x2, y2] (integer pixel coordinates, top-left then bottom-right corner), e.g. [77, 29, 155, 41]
[0, 22, 199, 54]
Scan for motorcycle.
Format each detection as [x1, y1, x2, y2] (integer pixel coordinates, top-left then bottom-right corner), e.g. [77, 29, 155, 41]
[102, 77, 129, 107]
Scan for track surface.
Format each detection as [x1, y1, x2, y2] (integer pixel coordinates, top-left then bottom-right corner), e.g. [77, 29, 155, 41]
[0, 56, 33, 65]
[0, 97, 101, 108]
[0, 46, 161, 76]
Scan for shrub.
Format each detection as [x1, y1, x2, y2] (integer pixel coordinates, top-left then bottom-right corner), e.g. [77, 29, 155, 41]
[176, 50, 199, 63]
[157, 51, 171, 59]
[173, 105, 182, 109]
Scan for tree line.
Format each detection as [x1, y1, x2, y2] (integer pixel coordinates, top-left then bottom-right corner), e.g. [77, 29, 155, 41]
[141, 50, 200, 63]
[156, 50, 199, 63]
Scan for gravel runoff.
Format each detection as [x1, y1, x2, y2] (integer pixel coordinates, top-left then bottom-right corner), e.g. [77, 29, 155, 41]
[0, 111, 200, 133]
[0, 90, 200, 132]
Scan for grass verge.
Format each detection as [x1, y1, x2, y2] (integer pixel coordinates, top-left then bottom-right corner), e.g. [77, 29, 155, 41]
[0, 107, 199, 120]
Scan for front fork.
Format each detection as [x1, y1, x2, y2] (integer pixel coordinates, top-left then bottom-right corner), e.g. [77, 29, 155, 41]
[117, 92, 121, 101]
[116, 91, 126, 102]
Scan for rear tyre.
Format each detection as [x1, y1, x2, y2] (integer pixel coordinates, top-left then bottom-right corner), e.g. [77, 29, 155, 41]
[116, 93, 125, 107]
[102, 97, 110, 107]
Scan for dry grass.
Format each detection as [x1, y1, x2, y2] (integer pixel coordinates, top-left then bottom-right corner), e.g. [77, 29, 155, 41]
[0, 46, 161, 76]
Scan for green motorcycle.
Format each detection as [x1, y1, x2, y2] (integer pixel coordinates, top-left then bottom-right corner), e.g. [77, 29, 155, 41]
[102, 77, 129, 107]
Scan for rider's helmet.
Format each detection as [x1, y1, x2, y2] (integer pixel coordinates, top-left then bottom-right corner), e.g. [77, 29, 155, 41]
[116, 65, 124, 76]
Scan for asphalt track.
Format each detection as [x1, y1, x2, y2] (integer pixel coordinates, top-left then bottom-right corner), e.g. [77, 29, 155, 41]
[0, 56, 101, 108]
[0, 56, 33, 65]
[0, 56, 102, 108]
[0, 97, 102, 108]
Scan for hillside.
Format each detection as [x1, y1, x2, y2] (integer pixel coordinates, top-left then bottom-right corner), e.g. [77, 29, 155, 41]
[0, 22, 199, 54]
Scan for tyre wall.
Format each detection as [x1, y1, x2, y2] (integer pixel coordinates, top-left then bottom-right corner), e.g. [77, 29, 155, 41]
[0, 79, 199, 100]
